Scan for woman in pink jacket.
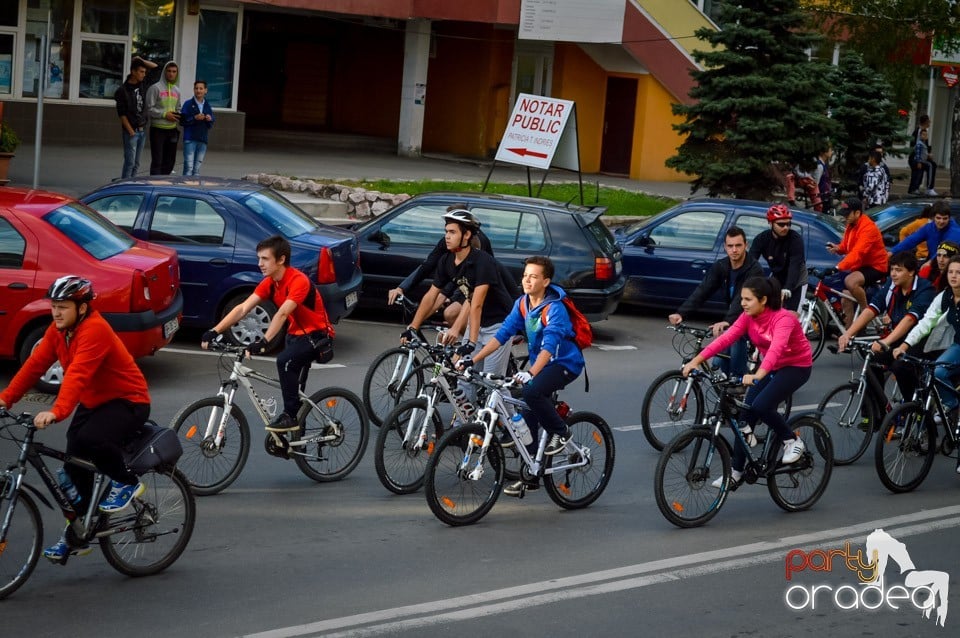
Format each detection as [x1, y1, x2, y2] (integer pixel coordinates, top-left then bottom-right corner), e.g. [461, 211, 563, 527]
[681, 276, 813, 487]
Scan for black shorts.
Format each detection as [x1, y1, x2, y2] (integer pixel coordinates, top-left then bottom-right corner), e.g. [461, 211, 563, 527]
[855, 266, 887, 287]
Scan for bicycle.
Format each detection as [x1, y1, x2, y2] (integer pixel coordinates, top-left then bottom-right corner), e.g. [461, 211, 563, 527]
[170, 340, 368, 495]
[423, 369, 615, 526]
[0, 408, 196, 600]
[817, 337, 898, 465]
[798, 268, 886, 361]
[874, 353, 960, 493]
[639, 324, 790, 451]
[653, 370, 833, 528]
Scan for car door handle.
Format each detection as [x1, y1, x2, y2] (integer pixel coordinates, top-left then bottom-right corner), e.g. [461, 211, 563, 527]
[6, 282, 28, 289]
[208, 258, 228, 266]
[691, 260, 710, 270]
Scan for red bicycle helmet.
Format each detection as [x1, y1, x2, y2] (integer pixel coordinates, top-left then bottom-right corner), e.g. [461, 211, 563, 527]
[766, 204, 793, 223]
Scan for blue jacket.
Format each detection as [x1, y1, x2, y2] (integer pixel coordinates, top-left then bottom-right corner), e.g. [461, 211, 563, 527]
[891, 219, 960, 257]
[494, 284, 585, 375]
[180, 97, 214, 144]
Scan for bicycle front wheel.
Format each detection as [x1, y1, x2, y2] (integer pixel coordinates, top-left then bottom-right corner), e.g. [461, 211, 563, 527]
[768, 416, 834, 512]
[424, 423, 503, 526]
[99, 467, 196, 577]
[294, 388, 369, 482]
[544, 412, 616, 509]
[0, 486, 42, 600]
[654, 428, 730, 528]
[363, 347, 423, 427]
[171, 396, 251, 496]
[875, 402, 937, 494]
[818, 383, 874, 465]
[375, 398, 444, 494]
[803, 299, 827, 361]
[640, 370, 705, 451]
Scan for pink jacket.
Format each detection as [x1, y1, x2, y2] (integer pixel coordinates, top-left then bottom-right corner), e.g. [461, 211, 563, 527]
[700, 308, 813, 372]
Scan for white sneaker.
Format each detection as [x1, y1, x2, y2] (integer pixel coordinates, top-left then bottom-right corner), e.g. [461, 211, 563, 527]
[711, 469, 742, 488]
[781, 437, 806, 464]
[927, 188, 939, 196]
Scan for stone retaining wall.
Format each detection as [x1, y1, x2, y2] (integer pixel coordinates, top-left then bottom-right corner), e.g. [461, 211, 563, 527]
[243, 173, 410, 218]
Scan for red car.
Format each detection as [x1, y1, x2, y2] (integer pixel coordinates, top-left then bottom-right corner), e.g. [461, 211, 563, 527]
[0, 188, 183, 392]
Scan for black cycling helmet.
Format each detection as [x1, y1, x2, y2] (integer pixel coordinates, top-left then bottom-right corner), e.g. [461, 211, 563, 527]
[442, 209, 481, 231]
[46, 275, 95, 303]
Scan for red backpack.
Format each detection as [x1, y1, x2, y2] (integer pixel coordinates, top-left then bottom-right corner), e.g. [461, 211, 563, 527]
[520, 295, 593, 350]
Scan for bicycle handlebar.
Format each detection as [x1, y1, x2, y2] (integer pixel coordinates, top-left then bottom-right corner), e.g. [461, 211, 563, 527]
[669, 323, 713, 339]
[0, 407, 36, 429]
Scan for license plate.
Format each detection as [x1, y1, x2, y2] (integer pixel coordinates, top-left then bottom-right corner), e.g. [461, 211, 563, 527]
[163, 317, 180, 339]
[345, 291, 358, 308]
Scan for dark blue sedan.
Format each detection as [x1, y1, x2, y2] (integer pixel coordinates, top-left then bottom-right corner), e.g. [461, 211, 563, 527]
[614, 199, 845, 313]
[81, 177, 362, 347]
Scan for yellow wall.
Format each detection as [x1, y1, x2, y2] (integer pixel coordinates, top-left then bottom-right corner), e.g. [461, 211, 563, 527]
[639, 0, 717, 58]
[552, 44, 607, 173]
[633, 75, 687, 181]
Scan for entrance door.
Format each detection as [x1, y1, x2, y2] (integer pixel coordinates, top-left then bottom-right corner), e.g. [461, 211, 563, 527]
[600, 77, 637, 175]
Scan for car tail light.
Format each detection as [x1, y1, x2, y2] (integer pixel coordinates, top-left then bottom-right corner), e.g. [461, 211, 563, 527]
[131, 269, 152, 312]
[595, 257, 615, 281]
[317, 247, 337, 284]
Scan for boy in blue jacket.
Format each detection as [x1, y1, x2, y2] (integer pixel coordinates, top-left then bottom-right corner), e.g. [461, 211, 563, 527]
[461, 255, 585, 496]
[180, 79, 214, 175]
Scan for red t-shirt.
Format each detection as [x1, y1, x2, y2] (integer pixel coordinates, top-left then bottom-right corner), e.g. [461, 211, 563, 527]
[253, 267, 334, 337]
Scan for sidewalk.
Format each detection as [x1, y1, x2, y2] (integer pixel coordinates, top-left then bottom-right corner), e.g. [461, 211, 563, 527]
[6, 142, 700, 201]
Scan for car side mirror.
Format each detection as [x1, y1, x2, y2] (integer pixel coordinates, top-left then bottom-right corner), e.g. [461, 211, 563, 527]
[882, 233, 896, 247]
[636, 234, 653, 247]
[370, 230, 390, 248]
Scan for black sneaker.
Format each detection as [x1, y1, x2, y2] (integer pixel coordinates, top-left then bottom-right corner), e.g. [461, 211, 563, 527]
[503, 480, 539, 497]
[265, 412, 298, 432]
[544, 428, 571, 456]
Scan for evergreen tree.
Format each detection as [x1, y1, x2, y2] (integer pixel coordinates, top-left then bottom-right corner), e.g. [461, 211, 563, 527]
[667, 0, 836, 199]
[827, 52, 908, 191]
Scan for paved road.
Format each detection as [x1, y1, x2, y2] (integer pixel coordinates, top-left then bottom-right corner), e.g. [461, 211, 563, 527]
[0, 309, 957, 637]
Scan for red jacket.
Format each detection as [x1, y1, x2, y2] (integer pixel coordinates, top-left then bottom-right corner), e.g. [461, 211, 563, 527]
[837, 214, 889, 273]
[0, 311, 150, 421]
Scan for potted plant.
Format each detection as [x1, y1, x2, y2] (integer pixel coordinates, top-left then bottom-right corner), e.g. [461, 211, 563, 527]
[0, 120, 19, 186]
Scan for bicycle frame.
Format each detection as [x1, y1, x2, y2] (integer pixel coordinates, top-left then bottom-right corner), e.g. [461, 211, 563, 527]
[799, 279, 882, 337]
[396, 357, 476, 454]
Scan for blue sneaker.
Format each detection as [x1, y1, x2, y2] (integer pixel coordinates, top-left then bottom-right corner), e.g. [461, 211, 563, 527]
[98, 480, 145, 513]
[43, 539, 92, 563]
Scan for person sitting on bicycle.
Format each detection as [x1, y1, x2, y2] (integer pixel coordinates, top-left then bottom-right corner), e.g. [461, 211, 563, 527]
[460, 256, 584, 496]
[0, 276, 152, 562]
[402, 209, 514, 379]
[201, 235, 334, 432]
[894, 256, 960, 426]
[669, 226, 763, 376]
[681, 276, 813, 488]
[889, 200, 960, 268]
[387, 206, 495, 326]
[825, 197, 889, 328]
[838, 252, 935, 400]
[749, 204, 807, 312]
[920, 240, 960, 292]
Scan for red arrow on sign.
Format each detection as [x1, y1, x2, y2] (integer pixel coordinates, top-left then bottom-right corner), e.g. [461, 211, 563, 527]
[507, 147, 549, 159]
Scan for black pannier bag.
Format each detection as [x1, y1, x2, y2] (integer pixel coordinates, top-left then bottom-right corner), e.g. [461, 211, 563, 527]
[123, 420, 183, 474]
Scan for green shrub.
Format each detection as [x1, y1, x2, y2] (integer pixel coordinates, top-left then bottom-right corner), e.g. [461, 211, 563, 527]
[0, 121, 20, 153]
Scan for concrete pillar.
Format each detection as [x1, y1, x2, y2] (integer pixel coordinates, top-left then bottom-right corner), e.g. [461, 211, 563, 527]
[397, 18, 431, 157]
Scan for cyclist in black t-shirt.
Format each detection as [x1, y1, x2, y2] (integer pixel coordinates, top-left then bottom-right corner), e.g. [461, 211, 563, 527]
[749, 204, 807, 312]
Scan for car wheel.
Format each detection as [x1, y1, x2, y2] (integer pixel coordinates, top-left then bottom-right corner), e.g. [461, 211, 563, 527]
[19, 326, 64, 395]
[220, 295, 284, 353]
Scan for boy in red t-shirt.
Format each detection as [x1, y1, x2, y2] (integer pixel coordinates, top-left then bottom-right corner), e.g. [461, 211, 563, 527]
[202, 235, 333, 431]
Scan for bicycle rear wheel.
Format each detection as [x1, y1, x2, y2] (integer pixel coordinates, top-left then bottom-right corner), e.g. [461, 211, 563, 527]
[0, 486, 42, 600]
[817, 382, 874, 465]
[171, 396, 251, 496]
[375, 398, 444, 494]
[99, 467, 196, 577]
[293, 388, 369, 482]
[544, 412, 615, 509]
[363, 347, 424, 427]
[802, 298, 827, 361]
[654, 428, 730, 528]
[874, 402, 937, 494]
[424, 423, 503, 526]
[640, 370, 705, 451]
[768, 416, 834, 512]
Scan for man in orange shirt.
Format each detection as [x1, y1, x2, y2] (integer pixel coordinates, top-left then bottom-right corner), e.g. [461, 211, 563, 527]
[0, 276, 152, 561]
[202, 235, 334, 431]
[826, 197, 889, 327]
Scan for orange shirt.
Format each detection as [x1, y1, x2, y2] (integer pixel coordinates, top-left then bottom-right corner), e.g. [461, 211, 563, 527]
[254, 266, 334, 337]
[899, 218, 930, 260]
[0, 311, 150, 421]
[837, 214, 889, 273]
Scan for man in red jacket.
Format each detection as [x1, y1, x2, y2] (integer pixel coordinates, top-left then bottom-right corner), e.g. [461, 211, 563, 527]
[0, 276, 152, 562]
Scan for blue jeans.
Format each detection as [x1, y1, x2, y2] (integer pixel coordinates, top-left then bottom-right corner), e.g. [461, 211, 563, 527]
[934, 343, 960, 411]
[713, 335, 748, 378]
[182, 140, 207, 176]
[121, 129, 145, 178]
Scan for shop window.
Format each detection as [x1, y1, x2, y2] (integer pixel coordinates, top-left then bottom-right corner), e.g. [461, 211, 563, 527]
[133, 0, 175, 70]
[79, 40, 125, 99]
[82, 0, 129, 36]
[0, 3, 17, 27]
[24, 0, 75, 99]
[197, 9, 238, 108]
[0, 34, 12, 95]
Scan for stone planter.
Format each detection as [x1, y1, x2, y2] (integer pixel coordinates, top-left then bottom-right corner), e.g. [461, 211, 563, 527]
[0, 152, 13, 186]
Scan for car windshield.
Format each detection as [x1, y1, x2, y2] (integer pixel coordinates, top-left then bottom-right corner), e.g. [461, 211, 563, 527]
[43, 203, 135, 260]
[237, 190, 319, 238]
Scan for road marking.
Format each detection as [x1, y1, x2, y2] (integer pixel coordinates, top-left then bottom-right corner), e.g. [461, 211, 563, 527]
[592, 345, 637, 351]
[159, 347, 345, 369]
[614, 403, 829, 431]
[243, 506, 960, 638]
